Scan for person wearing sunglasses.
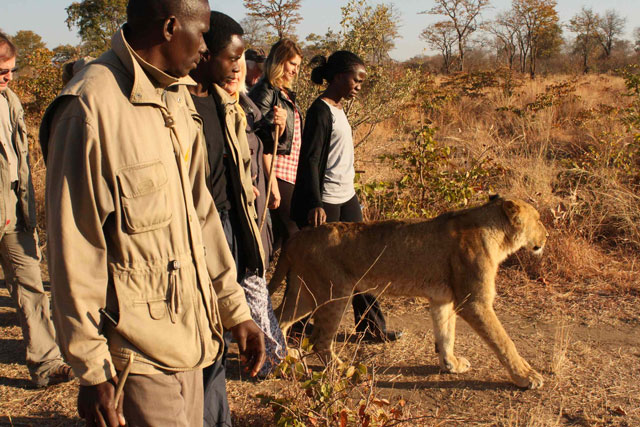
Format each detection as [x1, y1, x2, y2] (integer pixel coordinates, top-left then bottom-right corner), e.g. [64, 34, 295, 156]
[0, 32, 74, 388]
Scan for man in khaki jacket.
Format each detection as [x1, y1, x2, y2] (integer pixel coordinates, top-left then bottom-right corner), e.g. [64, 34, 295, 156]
[0, 33, 74, 388]
[39, 1, 265, 426]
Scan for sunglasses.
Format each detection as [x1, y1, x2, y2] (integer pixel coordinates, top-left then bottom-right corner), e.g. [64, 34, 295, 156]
[0, 67, 18, 76]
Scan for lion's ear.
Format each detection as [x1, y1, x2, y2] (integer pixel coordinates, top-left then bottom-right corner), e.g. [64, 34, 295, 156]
[502, 200, 523, 227]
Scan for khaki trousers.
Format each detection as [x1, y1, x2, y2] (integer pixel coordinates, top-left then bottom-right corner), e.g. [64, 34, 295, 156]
[123, 369, 204, 427]
[0, 219, 64, 383]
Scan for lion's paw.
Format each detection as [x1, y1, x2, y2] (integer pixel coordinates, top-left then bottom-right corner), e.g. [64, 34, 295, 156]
[442, 356, 471, 374]
[513, 369, 544, 389]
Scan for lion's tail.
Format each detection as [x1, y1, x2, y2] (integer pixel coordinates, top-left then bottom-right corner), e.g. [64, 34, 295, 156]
[268, 245, 291, 295]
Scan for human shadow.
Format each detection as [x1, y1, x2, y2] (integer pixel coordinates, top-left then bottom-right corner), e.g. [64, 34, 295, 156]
[0, 280, 12, 306]
[374, 364, 442, 377]
[0, 310, 18, 327]
[0, 375, 33, 390]
[0, 285, 28, 389]
[0, 280, 17, 327]
[375, 378, 519, 391]
[0, 415, 83, 426]
[0, 336, 30, 389]
[371, 364, 518, 391]
[224, 353, 260, 382]
[0, 338, 25, 364]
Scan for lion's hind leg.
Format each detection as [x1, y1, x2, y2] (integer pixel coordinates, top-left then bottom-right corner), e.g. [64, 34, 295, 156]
[430, 300, 471, 374]
[274, 273, 315, 340]
[457, 299, 543, 389]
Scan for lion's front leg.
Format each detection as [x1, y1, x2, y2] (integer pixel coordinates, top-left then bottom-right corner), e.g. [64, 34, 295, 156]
[310, 299, 349, 364]
[430, 301, 470, 374]
[458, 301, 543, 389]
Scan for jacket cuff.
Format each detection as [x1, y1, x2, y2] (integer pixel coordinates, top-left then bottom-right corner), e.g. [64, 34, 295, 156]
[310, 200, 323, 209]
[218, 297, 253, 330]
[70, 353, 117, 386]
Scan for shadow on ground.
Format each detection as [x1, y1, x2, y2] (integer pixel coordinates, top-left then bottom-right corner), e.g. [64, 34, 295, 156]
[0, 416, 82, 426]
[375, 378, 518, 391]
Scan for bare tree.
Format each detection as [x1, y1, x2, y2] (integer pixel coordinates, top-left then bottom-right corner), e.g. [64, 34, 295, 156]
[511, 0, 559, 78]
[596, 9, 626, 58]
[423, 0, 491, 72]
[243, 0, 303, 39]
[421, 21, 458, 73]
[635, 27, 640, 53]
[487, 11, 519, 70]
[569, 7, 601, 73]
[240, 15, 276, 51]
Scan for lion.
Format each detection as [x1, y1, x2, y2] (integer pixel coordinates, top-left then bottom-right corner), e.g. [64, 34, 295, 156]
[269, 196, 548, 389]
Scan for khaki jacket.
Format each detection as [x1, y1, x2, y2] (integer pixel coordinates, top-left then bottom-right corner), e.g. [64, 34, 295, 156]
[211, 85, 265, 275]
[0, 88, 37, 237]
[39, 29, 252, 386]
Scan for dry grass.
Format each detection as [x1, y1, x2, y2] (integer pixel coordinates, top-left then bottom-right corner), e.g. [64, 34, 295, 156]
[550, 320, 572, 377]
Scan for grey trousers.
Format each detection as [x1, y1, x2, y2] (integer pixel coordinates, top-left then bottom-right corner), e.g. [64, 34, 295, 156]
[203, 357, 232, 427]
[0, 227, 65, 383]
[123, 369, 204, 427]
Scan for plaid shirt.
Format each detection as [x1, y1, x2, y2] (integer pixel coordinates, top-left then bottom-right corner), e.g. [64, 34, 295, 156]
[275, 92, 301, 184]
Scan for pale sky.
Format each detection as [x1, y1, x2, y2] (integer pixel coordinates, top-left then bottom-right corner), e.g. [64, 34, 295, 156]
[2, 0, 640, 61]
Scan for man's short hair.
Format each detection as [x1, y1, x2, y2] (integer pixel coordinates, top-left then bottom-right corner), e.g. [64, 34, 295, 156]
[0, 32, 17, 61]
[203, 12, 244, 58]
[245, 49, 265, 64]
[127, 0, 204, 29]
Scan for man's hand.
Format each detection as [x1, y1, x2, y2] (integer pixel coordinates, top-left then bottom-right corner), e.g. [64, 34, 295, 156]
[308, 207, 327, 227]
[230, 319, 266, 377]
[252, 185, 260, 199]
[78, 379, 126, 427]
[273, 105, 287, 137]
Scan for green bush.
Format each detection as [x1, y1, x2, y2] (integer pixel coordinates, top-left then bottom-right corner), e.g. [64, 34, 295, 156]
[358, 124, 502, 220]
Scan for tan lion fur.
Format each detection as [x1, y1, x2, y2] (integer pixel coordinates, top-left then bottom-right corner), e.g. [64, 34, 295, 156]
[269, 196, 548, 389]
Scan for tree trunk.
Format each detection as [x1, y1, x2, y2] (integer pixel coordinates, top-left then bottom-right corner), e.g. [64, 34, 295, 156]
[583, 50, 589, 74]
[529, 46, 536, 79]
[458, 38, 465, 72]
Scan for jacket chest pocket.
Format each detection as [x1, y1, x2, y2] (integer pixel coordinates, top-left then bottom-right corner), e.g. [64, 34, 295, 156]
[116, 160, 172, 233]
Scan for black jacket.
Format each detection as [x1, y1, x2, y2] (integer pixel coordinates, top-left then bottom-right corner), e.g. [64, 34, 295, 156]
[248, 78, 303, 156]
[239, 92, 274, 264]
[291, 98, 333, 228]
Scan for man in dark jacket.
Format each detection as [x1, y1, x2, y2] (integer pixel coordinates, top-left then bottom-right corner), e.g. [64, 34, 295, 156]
[0, 33, 74, 388]
[189, 11, 287, 427]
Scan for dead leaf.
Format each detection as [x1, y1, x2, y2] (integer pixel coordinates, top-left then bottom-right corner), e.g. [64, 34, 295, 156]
[612, 406, 627, 416]
[373, 398, 390, 406]
[340, 410, 348, 427]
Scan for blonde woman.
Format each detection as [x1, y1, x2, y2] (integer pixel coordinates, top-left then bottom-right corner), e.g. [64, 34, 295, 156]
[249, 39, 303, 249]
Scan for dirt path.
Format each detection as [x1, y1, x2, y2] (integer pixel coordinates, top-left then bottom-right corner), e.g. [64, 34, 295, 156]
[1, 282, 639, 426]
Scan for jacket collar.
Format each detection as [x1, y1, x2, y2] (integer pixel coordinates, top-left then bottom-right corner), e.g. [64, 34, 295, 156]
[1, 87, 16, 105]
[212, 84, 237, 108]
[0, 88, 20, 122]
[111, 26, 196, 105]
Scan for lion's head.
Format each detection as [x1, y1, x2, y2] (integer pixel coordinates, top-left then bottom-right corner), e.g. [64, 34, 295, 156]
[501, 198, 548, 255]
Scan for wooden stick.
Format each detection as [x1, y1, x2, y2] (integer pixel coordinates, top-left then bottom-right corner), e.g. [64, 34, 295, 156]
[114, 352, 134, 409]
[259, 125, 280, 232]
